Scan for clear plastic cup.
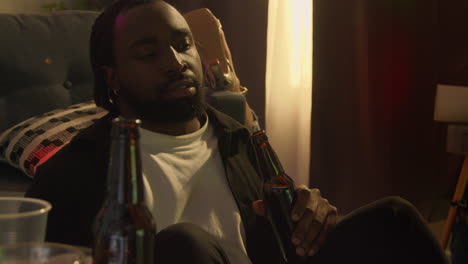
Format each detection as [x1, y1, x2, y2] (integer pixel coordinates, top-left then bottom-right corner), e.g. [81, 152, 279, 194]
[0, 242, 88, 264]
[0, 197, 52, 244]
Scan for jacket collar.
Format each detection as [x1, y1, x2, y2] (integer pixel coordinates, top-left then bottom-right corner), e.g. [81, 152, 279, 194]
[205, 105, 250, 138]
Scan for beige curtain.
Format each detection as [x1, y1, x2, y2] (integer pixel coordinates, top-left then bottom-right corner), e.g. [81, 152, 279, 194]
[265, 0, 313, 186]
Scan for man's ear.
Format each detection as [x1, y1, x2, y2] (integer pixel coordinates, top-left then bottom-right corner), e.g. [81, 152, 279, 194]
[101, 65, 117, 91]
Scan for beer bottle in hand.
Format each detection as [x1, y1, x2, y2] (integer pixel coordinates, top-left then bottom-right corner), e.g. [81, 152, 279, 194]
[93, 118, 156, 264]
[251, 130, 308, 264]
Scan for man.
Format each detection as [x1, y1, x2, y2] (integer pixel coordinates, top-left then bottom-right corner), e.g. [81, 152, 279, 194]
[26, 0, 447, 263]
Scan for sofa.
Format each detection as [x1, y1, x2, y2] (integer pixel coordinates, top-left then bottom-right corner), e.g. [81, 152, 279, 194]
[0, 11, 100, 194]
[0, 9, 249, 195]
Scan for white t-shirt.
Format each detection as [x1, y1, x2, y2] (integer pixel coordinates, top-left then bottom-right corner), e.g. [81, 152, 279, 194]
[139, 116, 252, 264]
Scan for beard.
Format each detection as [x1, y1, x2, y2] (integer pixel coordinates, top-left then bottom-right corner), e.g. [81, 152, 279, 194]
[118, 81, 207, 124]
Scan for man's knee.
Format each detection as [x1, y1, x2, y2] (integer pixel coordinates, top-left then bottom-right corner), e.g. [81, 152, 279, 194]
[155, 223, 230, 264]
[156, 222, 210, 247]
[380, 196, 416, 212]
[378, 196, 423, 222]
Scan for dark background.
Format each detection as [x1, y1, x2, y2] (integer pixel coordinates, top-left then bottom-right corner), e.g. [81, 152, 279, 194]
[311, 0, 468, 218]
[170, 0, 467, 219]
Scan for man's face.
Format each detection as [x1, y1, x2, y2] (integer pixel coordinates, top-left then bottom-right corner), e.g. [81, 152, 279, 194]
[108, 1, 205, 123]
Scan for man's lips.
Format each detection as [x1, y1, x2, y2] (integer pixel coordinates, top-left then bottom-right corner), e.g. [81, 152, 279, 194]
[161, 79, 197, 99]
[164, 87, 196, 98]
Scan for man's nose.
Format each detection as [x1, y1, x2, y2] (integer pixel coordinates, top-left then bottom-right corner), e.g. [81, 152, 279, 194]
[165, 46, 187, 76]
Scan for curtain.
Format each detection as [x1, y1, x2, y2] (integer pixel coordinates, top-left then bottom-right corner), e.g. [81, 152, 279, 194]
[265, 0, 313, 186]
[310, 0, 463, 216]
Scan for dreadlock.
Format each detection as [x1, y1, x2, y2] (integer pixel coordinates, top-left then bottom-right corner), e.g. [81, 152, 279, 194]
[90, 0, 160, 115]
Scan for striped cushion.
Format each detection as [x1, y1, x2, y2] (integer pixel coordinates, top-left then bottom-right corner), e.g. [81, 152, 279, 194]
[0, 101, 108, 177]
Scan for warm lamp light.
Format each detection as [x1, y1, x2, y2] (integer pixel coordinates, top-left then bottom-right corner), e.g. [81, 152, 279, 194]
[434, 84, 468, 123]
[435, 84, 468, 251]
[266, 0, 312, 186]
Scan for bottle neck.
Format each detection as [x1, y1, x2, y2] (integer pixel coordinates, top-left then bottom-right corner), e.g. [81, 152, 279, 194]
[107, 127, 145, 205]
[252, 130, 286, 179]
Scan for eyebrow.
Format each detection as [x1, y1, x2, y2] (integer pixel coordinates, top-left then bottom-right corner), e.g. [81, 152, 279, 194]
[129, 29, 192, 49]
[130, 36, 157, 49]
[172, 28, 192, 38]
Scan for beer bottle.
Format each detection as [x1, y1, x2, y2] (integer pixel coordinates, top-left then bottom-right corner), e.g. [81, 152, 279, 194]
[93, 118, 156, 264]
[251, 130, 308, 264]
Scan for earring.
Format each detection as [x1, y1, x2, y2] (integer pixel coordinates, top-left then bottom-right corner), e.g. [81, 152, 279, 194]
[107, 86, 119, 105]
[107, 87, 114, 105]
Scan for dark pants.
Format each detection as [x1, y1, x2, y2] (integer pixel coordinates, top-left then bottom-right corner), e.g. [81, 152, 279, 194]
[154, 222, 231, 264]
[154, 197, 447, 264]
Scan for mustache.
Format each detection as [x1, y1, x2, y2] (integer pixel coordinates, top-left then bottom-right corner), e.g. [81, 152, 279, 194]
[160, 73, 200, 92]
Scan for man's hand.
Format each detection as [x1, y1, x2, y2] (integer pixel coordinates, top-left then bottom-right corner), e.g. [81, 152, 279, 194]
[252, 186, 338, 257]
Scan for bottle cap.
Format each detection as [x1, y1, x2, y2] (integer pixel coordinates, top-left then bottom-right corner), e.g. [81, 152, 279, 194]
[111, 117, 142, 138]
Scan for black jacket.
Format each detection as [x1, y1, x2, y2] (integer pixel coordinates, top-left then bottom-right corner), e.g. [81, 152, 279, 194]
[26, 106, 283, 264]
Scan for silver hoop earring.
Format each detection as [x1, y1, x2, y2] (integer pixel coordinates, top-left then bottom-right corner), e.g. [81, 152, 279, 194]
[107, 87, 119, 105]
[107, 87, 114, 104]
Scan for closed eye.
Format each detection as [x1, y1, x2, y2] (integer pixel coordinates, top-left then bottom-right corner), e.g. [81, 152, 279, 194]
[143, 52, 156, 58]
[174, 37, 193, 52]
[136, 51, 157, 60]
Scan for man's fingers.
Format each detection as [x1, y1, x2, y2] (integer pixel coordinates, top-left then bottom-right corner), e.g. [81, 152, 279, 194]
[291, 208, 315, 245]
[257, 185, 337, 257]
[295, 219, 322, 256]
[252, 200, 266, 216]
[307, 222, 328, 256]
[295, 201, 328, 254]
[304, 205, 338, 256]
[291, 186, 316, 221]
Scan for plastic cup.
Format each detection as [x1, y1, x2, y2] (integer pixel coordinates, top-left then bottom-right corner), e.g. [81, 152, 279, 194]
[0, 197, 52, 245]
[0, 242, 87, 264]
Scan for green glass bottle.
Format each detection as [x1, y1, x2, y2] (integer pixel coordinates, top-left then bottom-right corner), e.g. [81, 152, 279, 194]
[93, 118, 155, 264]
[251, 130, 308, 264]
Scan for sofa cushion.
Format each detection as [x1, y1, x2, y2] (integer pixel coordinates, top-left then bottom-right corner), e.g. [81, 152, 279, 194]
[0, 11, 100, 132]
[0, 101, 107, 177]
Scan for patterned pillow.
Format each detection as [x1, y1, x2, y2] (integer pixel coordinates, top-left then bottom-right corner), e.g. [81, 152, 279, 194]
[0, 101, 108, 178]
